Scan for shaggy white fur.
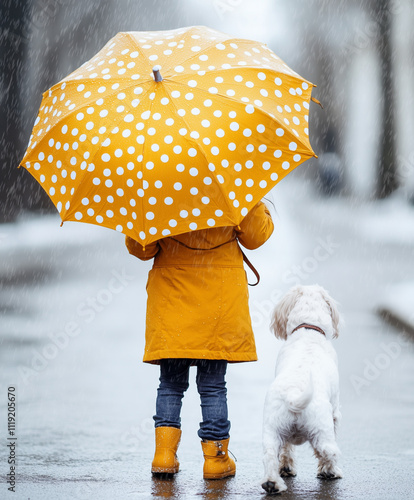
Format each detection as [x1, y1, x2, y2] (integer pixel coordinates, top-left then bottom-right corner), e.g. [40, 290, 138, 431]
[261, 284, 343, 495]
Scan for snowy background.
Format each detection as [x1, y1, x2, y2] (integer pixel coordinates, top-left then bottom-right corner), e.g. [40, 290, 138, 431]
[1, 1, 414, 499]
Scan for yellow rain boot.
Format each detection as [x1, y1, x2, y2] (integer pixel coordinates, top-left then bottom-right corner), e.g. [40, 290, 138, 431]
[151, 426, 182, 475]
[201, 438, 236, 479]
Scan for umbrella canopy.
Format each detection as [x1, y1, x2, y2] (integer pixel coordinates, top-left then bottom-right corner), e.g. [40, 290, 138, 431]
[20, 26, 317, 246]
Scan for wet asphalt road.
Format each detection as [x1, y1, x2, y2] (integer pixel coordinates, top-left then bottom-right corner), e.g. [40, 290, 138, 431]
[1, 178, 414, 499]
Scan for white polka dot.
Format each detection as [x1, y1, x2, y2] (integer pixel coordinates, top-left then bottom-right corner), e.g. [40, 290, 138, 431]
[289, 142, 297, 151]
[188, 148, 197, 157]
[86, 122, 95, 130]
[276, 128, 284, 137]
[75, 212, 83, 220]
[169, 219, 177, 227]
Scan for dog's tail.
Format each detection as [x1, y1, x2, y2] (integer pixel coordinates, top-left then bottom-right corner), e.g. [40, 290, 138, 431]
[283, 373, 313, 413]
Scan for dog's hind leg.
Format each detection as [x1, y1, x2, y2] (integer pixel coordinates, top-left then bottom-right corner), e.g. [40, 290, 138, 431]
[279, 443, 296, 477]
[311, 430, 343, 480]
[261, 427, 287, 494]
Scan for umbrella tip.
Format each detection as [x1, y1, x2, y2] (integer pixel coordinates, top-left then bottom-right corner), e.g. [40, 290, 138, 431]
[152, 65, 163, 82]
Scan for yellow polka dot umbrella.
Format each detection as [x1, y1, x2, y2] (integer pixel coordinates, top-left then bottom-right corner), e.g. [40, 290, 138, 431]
[20, 25, 317, 246]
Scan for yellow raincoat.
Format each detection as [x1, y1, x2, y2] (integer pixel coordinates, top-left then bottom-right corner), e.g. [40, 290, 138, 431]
[126, 202, 274, 364]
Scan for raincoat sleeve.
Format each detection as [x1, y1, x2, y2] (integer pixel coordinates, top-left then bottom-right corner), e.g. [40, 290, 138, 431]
[236, 201, 274, 250]
[125, 236, 160, 261]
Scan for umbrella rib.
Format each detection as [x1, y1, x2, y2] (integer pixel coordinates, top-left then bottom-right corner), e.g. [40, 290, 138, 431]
[161, 83, 237, 224]
[139, 82, 162, 240]
[56, 83, 156, 223]
[125, 32, 153, 70]
[186, 64, 313, 88]
[25, 78, 152, 162]
[169, 80, 315, 156]
[92, 85, 155, 165]
[165, 35, 303, 81]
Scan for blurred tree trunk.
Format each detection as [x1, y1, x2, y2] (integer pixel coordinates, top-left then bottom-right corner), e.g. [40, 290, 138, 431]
[376, 0, 398, 198]
[0, 0, 30, 221]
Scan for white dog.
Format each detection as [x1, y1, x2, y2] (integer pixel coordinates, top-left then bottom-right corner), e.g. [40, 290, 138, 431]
[261, 284, 343, 495]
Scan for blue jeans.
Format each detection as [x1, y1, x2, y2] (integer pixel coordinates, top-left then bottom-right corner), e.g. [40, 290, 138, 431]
[154, 359, 230, 441]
